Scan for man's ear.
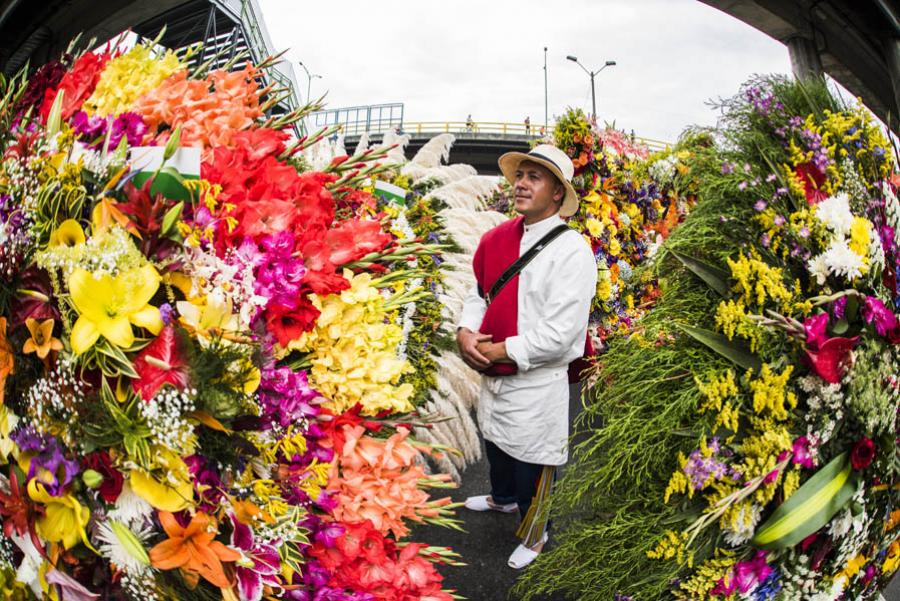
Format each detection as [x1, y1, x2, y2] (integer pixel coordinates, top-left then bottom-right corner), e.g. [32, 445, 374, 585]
[554, 182, 565, 203]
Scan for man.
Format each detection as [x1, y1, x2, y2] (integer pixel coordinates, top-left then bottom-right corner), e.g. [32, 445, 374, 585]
[457, 144, 597, 569]
[524, 116, 531, 135]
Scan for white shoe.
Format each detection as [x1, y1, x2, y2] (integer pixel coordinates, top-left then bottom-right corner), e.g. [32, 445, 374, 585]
[463, 495, 518, 513]
[507, 533, 548, 569]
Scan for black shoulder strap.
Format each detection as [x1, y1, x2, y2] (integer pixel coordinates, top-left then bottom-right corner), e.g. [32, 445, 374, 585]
[481, 223, 571, 305]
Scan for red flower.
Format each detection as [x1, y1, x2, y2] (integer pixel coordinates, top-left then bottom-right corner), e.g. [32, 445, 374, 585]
[81, 451, 124, 503]
[851, 437, 876, 470]
[794, 162, 829, 205]
[325, 219, 391, 266]
[300, 240, 351, 296]
[132, 326, 190, 401]
[230, 128, 288, 163]
[265, 298, 320, 347]
[804, 335, 858, 384]
[39, 50, 111, 122]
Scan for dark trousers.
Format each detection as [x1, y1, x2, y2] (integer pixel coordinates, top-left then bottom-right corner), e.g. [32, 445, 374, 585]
[485, 440, 553, 523]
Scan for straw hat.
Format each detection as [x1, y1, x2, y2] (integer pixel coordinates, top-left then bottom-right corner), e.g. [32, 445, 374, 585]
[498, 144, 579, 217]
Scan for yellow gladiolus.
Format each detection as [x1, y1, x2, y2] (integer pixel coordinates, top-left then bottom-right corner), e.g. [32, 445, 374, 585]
[27, 480, 95, 551]
[68, 265, 163, 355]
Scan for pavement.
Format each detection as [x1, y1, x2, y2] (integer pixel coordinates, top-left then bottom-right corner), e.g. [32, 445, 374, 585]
[414, 385, 900, 601]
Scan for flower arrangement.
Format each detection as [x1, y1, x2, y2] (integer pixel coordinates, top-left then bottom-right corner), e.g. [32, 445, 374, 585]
[518, 77, 900, 601]
[553, 109, 697, 347]
[0, 38, 459, 600]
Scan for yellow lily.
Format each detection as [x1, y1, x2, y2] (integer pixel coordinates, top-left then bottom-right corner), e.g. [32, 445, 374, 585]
[129, 451, 194, 512]
[48, 219, 85, 247]
[68, 264, 164, 355]
[27, 480, 96, 552]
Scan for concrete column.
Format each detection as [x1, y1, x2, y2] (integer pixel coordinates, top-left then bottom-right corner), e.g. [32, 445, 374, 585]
[786, 35, 824, 80]
[886, 38, 900, 126]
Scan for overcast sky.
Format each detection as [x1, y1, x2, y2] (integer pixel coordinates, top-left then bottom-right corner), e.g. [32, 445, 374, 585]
[257, 0, 794, 142]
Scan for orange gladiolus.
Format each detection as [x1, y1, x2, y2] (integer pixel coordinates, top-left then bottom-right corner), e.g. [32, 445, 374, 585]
[149, 511, 240, 589]
[0, 318, 14, 404]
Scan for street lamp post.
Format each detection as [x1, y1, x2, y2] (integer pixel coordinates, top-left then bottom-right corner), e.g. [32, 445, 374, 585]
[297, 61, 322, 105]
[543, 46, 548, 131]
[566, 55, 616, 122]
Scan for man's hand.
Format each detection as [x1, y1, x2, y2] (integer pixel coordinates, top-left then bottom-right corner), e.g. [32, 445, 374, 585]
[457, 328, 492, 371]
[477, 340, 513, 364]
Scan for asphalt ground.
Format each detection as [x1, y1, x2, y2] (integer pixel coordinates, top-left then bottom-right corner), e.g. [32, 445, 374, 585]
[414, 385, 900, 601]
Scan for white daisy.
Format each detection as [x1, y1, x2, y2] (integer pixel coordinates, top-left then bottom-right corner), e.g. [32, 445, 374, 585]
[806, 253, 830, 285]
[821, 239, 864, 281]
[814, 193, 854, 236]
[96, 520, 153, 576]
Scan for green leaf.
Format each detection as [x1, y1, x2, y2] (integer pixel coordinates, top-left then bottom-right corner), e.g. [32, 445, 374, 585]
[832, 318, 849, 335]
[670, 251, 731, 298]
[160, 201, 184, 237]
[676, 324, 762, 372]
[753, 452, 859, 550]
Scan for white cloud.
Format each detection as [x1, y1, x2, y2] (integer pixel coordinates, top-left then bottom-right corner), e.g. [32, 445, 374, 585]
[258, 0, 792, 141]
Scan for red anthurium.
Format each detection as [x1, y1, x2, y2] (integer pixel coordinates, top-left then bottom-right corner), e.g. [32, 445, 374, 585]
[132, 326, 190, 400]
[794, 162, 829, 205]
[804, 335, 859, 384]
[265, 299, 320, 347]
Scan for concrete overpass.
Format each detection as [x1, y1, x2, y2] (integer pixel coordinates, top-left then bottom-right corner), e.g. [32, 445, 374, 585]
[700, 0, 900, 130]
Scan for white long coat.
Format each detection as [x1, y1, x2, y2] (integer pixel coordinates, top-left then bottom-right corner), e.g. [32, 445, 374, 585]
[458, 214, 597, 466]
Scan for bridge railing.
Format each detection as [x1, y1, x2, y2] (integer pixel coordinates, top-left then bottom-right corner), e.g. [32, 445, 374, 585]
[342, 121, 670, 152]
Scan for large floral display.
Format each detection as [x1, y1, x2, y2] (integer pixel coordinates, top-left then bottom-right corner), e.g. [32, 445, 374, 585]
[518, 77, 900, 600]
[0, 39, 460, 600]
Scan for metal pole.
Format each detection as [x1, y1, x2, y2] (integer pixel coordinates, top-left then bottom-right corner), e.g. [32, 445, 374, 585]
[590, 71, 596, 122]
[543, 46, 548, 131]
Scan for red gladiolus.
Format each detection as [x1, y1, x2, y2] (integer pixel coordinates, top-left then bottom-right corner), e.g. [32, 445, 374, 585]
[804, 336, 858, 384]
[265, 299, 320, 347]
[39, 50, 112, 122]
[325, 219, 391, 266]
[851, 437, 876, 470]
[132, 326, 190, 401]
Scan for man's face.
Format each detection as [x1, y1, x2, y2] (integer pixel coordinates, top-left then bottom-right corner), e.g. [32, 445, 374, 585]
[513, 160, 563, 219]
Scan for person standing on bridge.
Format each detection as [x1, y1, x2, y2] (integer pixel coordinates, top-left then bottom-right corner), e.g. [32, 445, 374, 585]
[456, 144, 596, 569]
[524, 116, 531, 134]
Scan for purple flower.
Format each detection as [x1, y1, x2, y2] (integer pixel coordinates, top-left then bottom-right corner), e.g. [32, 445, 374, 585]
[791, 436, 815, 469]
[230, 513, 283, 601]
[760, 233, 771, 247]
[682, 438, 733, 490]
[738, 181, 748, 191]
[159, 303, 175, 326]
[803, 313, 829, 349]
[798, 226, 810, 239]
[831, 297, 847, 320]
[11, 426, 78, 496]
[862, 295, 900, 339]
[184, 455, 224, 509]
[721, 162, 735, 175]
[258, 365, 321, 430]
[773, 215, 785, 226]
[753, 200, 767, 211]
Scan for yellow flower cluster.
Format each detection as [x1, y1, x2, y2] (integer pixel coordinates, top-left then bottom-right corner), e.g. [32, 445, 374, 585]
[696, 370, 740, 433]
[84, 45, 183, 117]
[664, 455, 691, 503]
[883, 540, 900, 576]
[289, 271, 414, 415]
[821, 107, 892, 179]
[646, 529, 693, 566]
[715, 299, 763, 352]
[849, 216, 871, 260]
[726, 254, 793, 310]
[737, 418, 793, 505]
[676, 554, 736, 600]
[747, 364, 796, 421]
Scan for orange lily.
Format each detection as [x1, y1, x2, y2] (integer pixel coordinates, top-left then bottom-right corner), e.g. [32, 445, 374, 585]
[0, 318, 13, 404]
[149, 511, 240, 589]
[22, 318, 63, 360]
